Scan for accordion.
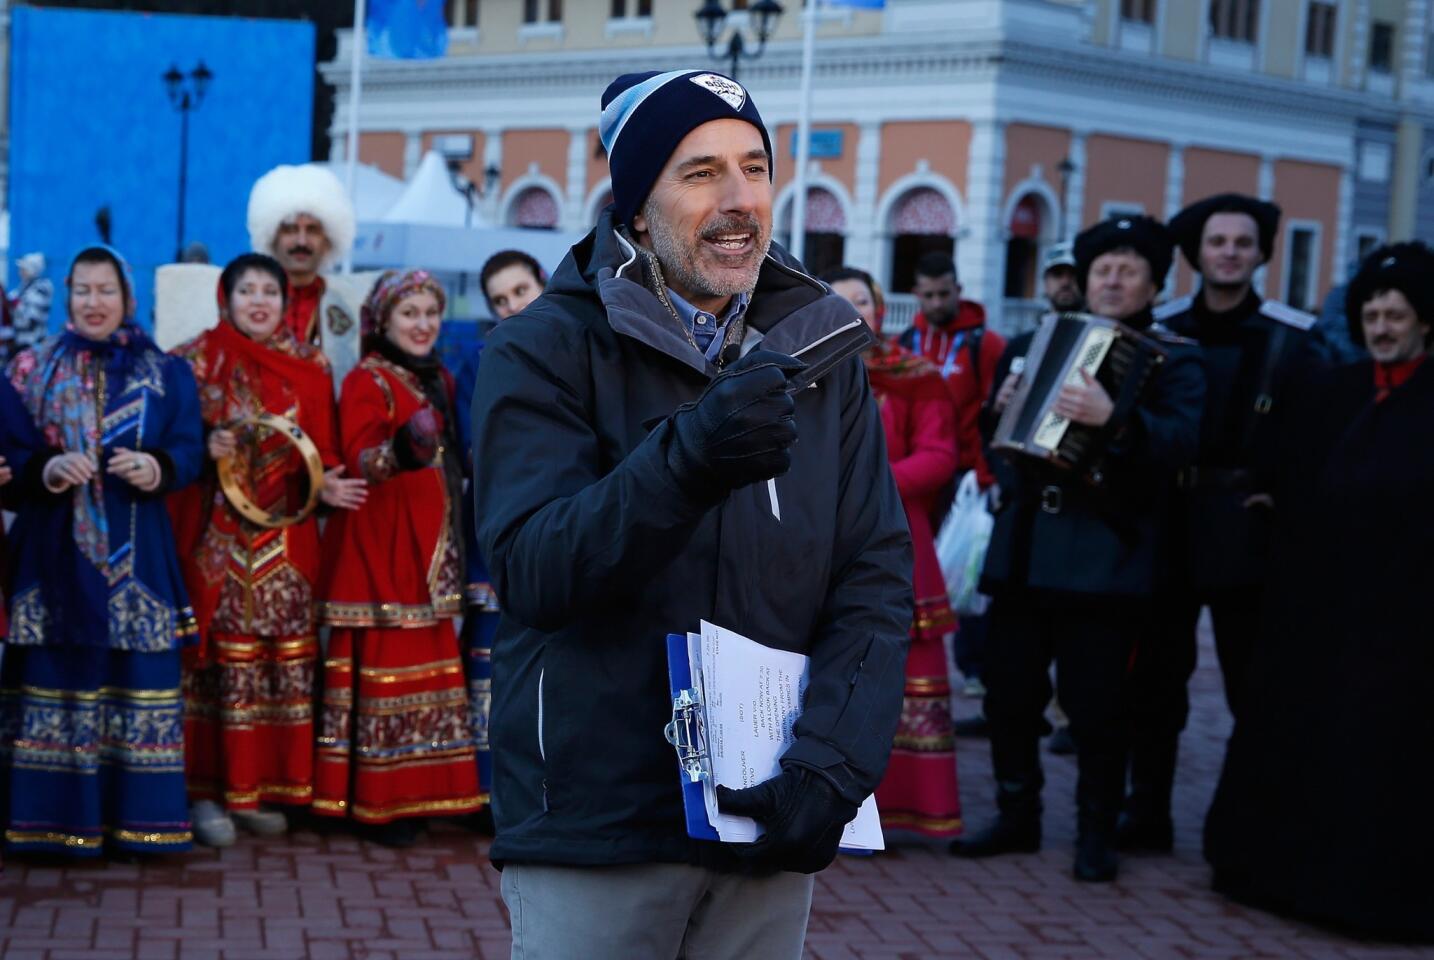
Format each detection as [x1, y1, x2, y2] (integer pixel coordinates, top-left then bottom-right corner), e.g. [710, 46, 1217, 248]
[992, 312, 1166, 475]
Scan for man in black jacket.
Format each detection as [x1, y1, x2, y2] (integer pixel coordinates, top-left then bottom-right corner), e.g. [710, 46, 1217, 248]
[951, 216, 1203, 882]
[470, 70, 912, 959]
[1119, 194, 1326, 852]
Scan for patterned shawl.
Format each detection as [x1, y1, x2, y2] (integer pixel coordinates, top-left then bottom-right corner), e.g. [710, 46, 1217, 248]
[8, 244, 153, 570]
[11, 321, 158, 569]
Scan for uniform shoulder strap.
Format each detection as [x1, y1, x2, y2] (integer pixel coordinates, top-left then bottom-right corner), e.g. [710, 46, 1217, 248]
[1259, 300, 1317, 331]
[1152, 294, 1193, 323]
[1145, 322, 1198, 347]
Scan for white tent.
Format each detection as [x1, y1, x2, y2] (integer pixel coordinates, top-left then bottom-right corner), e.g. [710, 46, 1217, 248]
[314, 161, 405, 222]
[381, 150, 489, 228]
[351, 221, 577, 285]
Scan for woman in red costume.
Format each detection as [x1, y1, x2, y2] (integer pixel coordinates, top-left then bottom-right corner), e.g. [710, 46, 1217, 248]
[315, 269, 481, 847]
[824, 266, 963, 841]
[169, 253, 367, 847]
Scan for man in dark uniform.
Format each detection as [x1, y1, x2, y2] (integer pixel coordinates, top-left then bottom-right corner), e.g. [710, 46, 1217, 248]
[951, 216, 1204, 882]
[1204, 242, 1434, 938]
[1118, 194, 1326, 852]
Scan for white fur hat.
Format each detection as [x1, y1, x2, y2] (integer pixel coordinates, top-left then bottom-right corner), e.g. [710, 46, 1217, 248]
[246, 163, 356, 271]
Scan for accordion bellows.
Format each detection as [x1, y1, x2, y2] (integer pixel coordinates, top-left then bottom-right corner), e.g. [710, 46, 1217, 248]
[992, 312, 1165, 476]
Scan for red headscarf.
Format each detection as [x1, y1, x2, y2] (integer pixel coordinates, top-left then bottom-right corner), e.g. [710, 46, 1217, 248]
[206, 278, 335, 429]
[167, 277, 339, 647]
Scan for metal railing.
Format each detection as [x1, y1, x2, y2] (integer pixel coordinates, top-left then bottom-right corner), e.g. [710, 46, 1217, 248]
[881, 295, 1050, 340]
[883, 293, 919, 337]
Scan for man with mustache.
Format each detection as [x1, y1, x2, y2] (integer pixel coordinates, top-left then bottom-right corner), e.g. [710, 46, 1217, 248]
[470, 70, 911, 959]
[1204, 242, 1434, 938]
[1118, 194, 1326, 854]
[953, 216, 1203, 883]
[246, 163, 364, 386]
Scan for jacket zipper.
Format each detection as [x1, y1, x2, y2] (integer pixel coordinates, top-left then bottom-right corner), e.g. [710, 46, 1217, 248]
[537, 667, 549, 811]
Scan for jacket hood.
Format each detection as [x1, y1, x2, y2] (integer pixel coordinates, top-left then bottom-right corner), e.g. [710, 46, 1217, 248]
[913, 299, 987, 335]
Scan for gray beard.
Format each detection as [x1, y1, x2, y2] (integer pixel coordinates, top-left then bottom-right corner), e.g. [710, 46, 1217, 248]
[643, 202, 769, 302]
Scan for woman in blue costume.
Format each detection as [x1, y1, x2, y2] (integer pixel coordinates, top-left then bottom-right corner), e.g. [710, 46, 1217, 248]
[0, 375, 44, 633]
[0, 246, 203, 857]
[456, 352, 495, 832]
[452, 250, 546, 833]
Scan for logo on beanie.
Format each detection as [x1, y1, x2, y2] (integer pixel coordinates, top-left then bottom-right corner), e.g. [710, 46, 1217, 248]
[689, 73, 747, 111]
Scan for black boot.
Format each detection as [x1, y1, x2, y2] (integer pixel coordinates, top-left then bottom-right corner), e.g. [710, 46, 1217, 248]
[1119, 740, 1177, 852]
[950, 769, 1043, 859]
[370, 817, 425, 849]
[1073, 747, 1123, 882]
[1047, 724, 1076, 755]
[1074, 821, 1119, 882]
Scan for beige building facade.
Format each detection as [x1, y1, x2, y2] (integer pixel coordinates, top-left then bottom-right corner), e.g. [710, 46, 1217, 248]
[325, 0, 1434, 331]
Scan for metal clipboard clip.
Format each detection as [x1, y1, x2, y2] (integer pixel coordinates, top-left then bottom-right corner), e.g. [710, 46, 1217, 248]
[663, 687, 710, 784]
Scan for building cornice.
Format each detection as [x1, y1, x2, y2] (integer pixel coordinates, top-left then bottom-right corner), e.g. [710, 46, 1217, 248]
[321, 28, 1431, 129]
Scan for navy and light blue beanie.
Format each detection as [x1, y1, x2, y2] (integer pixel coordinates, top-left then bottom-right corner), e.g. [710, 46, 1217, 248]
[599, 70, 774, 227]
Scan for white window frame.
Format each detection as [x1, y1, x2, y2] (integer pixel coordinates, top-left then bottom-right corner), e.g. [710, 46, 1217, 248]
[1100, 200, 1146, 220]
[1353, 227, 1385, 262]
[1205, 0, 1264, 71]
[1281, 219, 1323, 313]
[1358, 141, 1392, 183]
[1297, 0, 1339, 84]
[605, 17, 653, 38]
[518, 20, 563, 43]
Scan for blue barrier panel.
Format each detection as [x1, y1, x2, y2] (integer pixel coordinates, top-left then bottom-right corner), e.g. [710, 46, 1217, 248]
[9, 7, 314, 332]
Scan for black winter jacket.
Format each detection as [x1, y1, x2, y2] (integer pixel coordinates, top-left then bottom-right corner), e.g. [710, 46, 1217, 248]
[470, 211, 913, 869]
[1155, 291, 1327, 591]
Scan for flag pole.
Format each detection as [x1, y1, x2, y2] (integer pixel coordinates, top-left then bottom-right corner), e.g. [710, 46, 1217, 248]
[789, 0, 817, 267]
[342, 0, 366, 274]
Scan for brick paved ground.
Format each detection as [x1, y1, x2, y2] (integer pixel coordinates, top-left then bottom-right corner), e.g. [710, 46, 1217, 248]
[1, 626, 1430, 960]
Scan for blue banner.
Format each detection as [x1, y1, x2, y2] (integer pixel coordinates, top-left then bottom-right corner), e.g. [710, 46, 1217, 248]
[824, 0, 885, 8]
[8, 7, 314, 329]
[367, 0, 449, 59]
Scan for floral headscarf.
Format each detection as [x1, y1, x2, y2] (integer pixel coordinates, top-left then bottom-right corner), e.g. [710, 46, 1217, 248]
[360, 269, 447, 339]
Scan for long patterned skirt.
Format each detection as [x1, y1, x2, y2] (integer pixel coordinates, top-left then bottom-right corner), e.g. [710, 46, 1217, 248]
[0, 645, 192, 856]
[183, 632, 317, 810]
[874, 593, 963, 839]
[461, 595, 498, 807]
[314, 621, 481, 823]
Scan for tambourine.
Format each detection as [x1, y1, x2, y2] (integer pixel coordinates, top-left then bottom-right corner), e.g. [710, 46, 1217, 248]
[216, 413, 324, 529]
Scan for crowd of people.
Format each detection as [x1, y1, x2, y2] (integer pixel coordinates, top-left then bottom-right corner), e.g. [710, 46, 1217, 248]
[0, 65, 1429, 958]
[0, 162, 549, 855]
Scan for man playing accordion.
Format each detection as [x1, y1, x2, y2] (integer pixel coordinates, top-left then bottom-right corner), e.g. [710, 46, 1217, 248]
[951, 215, 1204, 883]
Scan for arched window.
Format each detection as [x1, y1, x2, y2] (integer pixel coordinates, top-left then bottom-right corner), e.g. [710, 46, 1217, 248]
[509, 186, 560, 229]
[591, 188, 614, 224]
[1004, 193, 1049, 300]
[780, 186, 847, 277]
[888, 187, 956, 293]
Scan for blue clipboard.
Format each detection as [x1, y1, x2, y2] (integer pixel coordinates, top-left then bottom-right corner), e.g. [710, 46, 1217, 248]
[663, 633, 719, 842]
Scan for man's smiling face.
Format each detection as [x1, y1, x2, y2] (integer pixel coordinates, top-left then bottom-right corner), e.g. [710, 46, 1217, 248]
[631, 118, 773, 315]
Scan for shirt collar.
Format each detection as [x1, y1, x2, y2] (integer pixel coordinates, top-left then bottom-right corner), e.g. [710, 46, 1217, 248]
[666, 287, 749, 327]
[665, 287, 751, 360]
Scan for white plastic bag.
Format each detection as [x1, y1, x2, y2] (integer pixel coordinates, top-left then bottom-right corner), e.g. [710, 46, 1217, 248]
[934, 470, 993, 617]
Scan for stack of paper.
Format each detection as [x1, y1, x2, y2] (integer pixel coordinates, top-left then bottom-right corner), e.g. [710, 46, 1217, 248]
[686, 621, 884, 852]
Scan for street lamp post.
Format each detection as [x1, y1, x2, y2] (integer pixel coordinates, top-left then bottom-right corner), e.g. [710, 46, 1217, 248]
[163, 61, 213, 262]
[1057, 155, 1076, 241]
[694, 0, 785, 83]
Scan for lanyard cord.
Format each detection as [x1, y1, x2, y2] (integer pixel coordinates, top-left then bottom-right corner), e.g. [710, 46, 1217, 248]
[916, 325, 967, 379]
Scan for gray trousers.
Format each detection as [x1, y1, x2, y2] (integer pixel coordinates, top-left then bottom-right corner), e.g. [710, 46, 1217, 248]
[501, 862, 815, 960]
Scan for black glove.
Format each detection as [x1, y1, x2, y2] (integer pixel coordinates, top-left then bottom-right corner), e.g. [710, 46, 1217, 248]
[667, 349, 804, 501]
[715, 764, 860, 874]
[393, 406, 443, 470]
